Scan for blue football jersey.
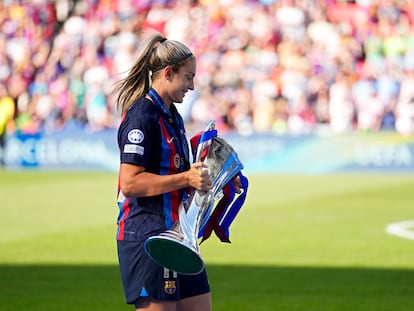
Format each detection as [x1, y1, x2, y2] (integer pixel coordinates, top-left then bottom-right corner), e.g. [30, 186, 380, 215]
[116, 94, 190, 241]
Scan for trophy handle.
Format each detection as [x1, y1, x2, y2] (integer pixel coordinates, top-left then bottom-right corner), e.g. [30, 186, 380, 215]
[195, 120, 216, 163]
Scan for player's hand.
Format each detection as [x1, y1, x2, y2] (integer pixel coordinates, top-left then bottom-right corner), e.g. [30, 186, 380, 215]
[187, 162, 212, 192]
[232, 175, 243, 194]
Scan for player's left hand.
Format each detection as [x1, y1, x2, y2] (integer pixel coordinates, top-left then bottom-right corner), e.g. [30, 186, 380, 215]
[232, 176, 243, 194]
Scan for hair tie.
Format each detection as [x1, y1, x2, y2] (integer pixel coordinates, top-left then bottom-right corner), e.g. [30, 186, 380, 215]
[160, 37, 167, 43]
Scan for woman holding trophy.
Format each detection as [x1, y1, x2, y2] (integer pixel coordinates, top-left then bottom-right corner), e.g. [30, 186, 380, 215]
[113, 30, 239, 311]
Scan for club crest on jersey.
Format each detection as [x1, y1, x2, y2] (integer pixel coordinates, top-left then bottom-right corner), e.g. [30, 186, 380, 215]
[127, 129, 144, 144]
[174, 154, 180, 169]
[164, 280, 176, 294]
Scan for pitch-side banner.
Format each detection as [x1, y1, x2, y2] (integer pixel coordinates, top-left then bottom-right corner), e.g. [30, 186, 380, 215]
[2, 130, 414, 173]
[2, 130, 119, 171]
[225, 132, 414, 174]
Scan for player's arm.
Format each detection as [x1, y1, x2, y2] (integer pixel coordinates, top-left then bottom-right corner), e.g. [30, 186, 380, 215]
[119, 162, 212, 197]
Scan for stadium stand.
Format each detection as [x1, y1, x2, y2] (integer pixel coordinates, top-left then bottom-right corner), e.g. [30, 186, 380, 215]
[0, 0, 413, 137]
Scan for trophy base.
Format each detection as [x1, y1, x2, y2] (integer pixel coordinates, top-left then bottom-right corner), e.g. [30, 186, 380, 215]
[144, 231, 204, 275]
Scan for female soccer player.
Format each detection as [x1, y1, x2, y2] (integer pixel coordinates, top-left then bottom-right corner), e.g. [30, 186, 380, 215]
[113, 30, 213, 311]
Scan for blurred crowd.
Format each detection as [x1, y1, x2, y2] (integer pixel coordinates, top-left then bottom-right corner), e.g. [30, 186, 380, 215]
[1, 0, 414, 138]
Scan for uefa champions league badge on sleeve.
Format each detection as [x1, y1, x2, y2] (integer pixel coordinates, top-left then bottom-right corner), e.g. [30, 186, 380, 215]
[127, 129, 144, 144]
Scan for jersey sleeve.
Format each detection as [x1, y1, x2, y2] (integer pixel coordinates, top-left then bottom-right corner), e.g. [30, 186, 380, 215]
[117, 100, 157, 167]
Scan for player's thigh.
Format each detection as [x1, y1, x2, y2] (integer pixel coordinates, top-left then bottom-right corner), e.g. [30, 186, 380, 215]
[177, 292, 212, 311]
[135, 297, 177, 311]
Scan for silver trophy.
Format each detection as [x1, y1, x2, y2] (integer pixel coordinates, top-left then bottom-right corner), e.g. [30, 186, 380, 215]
[144, 120, 244, 274]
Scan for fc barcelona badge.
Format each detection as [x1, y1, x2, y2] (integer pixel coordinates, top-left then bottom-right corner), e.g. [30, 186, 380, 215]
[164, 280, 176, 294]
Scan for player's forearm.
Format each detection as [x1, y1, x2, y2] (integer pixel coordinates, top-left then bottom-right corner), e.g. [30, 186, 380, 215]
[121, 171, 189, 198]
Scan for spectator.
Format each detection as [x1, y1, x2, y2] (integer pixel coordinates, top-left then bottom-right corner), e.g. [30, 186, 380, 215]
[395, 69, 414, 136]
[329, 71, 354, 133]
[0, 84, 15, 166]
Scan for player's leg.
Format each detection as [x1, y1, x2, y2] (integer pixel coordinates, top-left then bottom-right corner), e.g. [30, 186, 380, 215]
[135, 297, 176, 311]
[176, 269, 211, 311]
[177, 292, 212, 311]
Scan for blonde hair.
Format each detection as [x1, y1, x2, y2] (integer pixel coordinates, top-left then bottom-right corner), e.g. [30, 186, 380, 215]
[114, 30, 194, 115]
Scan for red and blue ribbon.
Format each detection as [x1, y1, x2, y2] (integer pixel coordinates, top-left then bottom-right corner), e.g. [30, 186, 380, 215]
[190, 130, 249, 243]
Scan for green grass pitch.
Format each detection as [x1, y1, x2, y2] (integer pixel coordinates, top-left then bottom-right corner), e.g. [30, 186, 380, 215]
[1, 170, 414, 310]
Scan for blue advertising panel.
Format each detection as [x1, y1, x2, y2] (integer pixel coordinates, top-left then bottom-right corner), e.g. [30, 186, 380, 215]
[3, 130, 119, 171]
[225, 132, 414, 174]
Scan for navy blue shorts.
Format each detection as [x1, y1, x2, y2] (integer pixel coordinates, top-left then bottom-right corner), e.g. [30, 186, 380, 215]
[117, 240, 210, 306]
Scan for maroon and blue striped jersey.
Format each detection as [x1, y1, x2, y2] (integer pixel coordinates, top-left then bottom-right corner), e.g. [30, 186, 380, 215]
[116, 93, 190, 241]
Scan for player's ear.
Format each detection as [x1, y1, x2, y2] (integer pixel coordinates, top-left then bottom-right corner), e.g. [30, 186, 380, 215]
[164, 66, 173, 81]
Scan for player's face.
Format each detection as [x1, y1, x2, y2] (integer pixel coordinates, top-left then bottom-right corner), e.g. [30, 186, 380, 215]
[168, 58, 196, 103]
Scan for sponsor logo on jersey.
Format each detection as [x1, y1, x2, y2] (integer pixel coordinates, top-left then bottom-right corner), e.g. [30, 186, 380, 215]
[174, 154, 180, 168]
